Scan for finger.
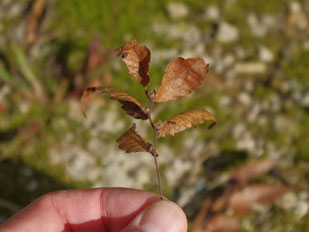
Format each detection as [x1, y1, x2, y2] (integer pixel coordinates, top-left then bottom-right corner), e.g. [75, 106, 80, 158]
[0, 188, 161, 232]
[123, 201, 187, 232]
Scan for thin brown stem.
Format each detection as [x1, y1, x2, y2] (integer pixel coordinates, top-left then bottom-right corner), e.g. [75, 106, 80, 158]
[145, 88, 163, 200]
[153, 131, 162, 199]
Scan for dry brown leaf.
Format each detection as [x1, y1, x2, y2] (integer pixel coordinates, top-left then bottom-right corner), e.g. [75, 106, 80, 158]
[205, 214, 240, 232]
[81, 87, 148, 120]
[155, 57, 209, 102]
[26, 0, 47, 46]
[158, 109, 216, 137]
[232, 159, 275, 185]
[228, 184, 291, 214]
[117, 124, 152, 153]
[83, 35, 102, 74]
[116, 39, 150, 87]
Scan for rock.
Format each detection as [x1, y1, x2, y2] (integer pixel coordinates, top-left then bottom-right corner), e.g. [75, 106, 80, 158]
[247, 103, 262, 123]
[204, 5, 220, 21]
[7, 3, 23, 18]
[234, 47, 246, 60]
[232, 123, 246, 139]
[151, 48, 178, 64]
[219, 95, 232, 107]
[279, 192, 298, 211]
[294, 199, 309, 218]
[182, 25, 201, 46]
[234, 62, 267, 75]
[299, 91, 309, 108]
[217, 22, 239, 43]
[259, 46, 274, 63]
[248, 14, 267, 38]
[236, 132, 256, 153]
[247, 14, 276, 38]
[274, 115, 298, 135]
[238, 92, 252, 107]
[223, 53, 235, 67]
[166, 2, 189, 19]
[244, 80, 254, 92]
[287, 1, 308, 30]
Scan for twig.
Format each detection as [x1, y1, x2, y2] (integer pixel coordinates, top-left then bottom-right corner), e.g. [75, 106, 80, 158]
[145, 88, 163, 200]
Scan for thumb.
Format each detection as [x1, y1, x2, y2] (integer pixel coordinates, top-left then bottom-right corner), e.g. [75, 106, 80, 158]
[123, 200, 187, 232]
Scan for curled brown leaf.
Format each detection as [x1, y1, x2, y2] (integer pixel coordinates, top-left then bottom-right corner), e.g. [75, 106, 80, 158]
[158, 109, 216, 137]
[232, 159, 275, 186]
[117, 124, 153, 153]
[81, 86, 148, 120]
[116, 39, 151, 87]
[228, 184, 291, 214]
[205, 214, 240, 232]
[155, 57, 209, 102]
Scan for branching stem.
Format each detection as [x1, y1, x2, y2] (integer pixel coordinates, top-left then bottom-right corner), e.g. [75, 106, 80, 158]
[145, 88, 163, 200]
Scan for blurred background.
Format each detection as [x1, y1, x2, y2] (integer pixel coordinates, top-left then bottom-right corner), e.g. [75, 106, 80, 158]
[0, 0, 308, 231]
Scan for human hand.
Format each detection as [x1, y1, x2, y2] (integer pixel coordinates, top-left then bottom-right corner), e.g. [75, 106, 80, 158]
[0, 188, 187, 232]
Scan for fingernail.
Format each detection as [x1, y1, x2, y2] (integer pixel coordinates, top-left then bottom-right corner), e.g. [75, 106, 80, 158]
[124, 201, 187, 232]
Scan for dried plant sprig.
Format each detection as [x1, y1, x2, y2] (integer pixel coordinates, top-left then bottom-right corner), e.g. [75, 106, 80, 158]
[81, 39, 216, 200]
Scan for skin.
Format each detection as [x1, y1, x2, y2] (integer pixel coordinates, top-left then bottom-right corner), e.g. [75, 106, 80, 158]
[0, 188, 187, 232]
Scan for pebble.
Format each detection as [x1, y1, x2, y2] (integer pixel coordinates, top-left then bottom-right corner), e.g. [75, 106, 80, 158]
[259, 46, 274, 63]
[287, 1, 308, 29]
[222, 53, 235, 67]
[300, 91, 309, 108]
[235, 47, 246, 59]
[234, 62, 267, 75]
[247, 103, 262, 123]
[248, 14, 267, 38]
[182, 25, 201, 46]
[151, 48, 178, 64]
[166, 2, 189, 19]
[294, 199, 309, 218]
[232, 123, 246, 139]
[216, 22, 239, 43]
[204, 5, 220, 21]
[238, 92, 252, 106]
[236, 132, 256, 153]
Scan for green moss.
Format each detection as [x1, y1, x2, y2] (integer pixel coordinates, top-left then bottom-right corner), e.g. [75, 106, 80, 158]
[281, 45, 309, 88]
[54, 0, 168, 47]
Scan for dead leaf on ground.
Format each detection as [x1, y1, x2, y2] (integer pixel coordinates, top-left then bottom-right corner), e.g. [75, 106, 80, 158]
[232, 159, 275, 185]
[83, 35, 102, 74]
[81, 86, 148, 120]
[26, 0, 47, 46]
[155, 57, 209, 102]
[158, 109, 216, 137]
[117, 124, 153, 153]
[228, 184, 291, 214]
[205, 214, 240, 232]
[116, 39, 151, 87]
